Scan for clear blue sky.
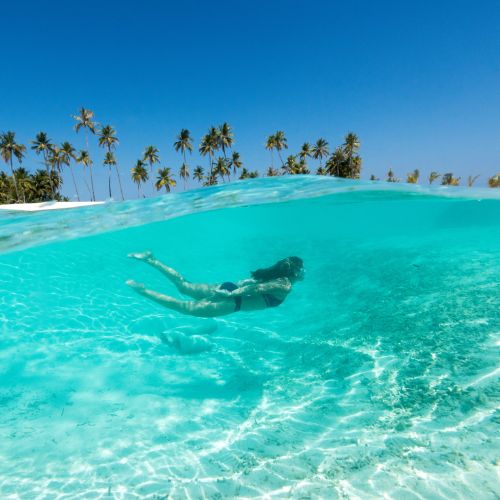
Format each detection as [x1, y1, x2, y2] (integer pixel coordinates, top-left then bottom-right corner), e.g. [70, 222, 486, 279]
[1, 0, 499, 199]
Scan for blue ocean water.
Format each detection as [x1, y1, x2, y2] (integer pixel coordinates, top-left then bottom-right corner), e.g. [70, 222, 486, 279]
[0, 177, 499, 498]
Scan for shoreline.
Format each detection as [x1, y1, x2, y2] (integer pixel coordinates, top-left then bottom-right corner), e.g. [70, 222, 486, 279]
[0, 201, 104, 212]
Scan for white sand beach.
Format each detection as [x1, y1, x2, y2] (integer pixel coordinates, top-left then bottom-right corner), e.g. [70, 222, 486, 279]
[0, 201, 104, 212]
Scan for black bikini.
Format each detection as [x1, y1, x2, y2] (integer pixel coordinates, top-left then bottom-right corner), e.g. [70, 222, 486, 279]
[219, 282, 242, 311]
[262, 293, 284, 308]
[219, 282, 284, 311]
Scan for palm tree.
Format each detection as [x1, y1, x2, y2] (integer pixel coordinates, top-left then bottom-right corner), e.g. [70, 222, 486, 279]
[387, 169, 399, 182]
[32, 169, 54, 201]
[73, 107, 98, 136]
[48, 146, 64, 175]
[297, 159, 310, 174]
[311, 138, 329, 168]
[214, 157, 230, 182]
[48, 169, 63, 198]
[193, 166, 204, 184]
[343, 132, 361, 178]
[429, 172, 440, 185]
[273, 131, 288, 166]
[156, 167, 177, 193]
[143, 145, 160, 174]
[131, 159, 149, 198]
[174, 129, 193, 160]
[203, 171, 218, 186]
[441, 173, 460, 186]
[14, 167, 33, 203]
[487, 174, 500, 187]
[60, 142, 80, 201]
[239, 168, 251, 180]
[228, 151, 242, 178]
[174, 129, 193, 190]
[98, 125, 118, 151]
[369, 174, 379, 181]
[47, 146, 66, 199]
[179, 163, 189, 190]
[0, 131, 26, 202]
[31, 132, 54, 198]
[406, 169, 420, 184]
[103, 152, 118, 198]
[72, 107, 98, 200]
[316, 166, 327, 175]
[325, 147, 346, 177]
[266, 166, 280, 176]
[467, 175, 480, 187]
[98, 125, 120, 199]
[350, 156, 362, 179]
[265, 134, 276, 167]
[299, 142, 312, 162]
[217, 123, 234, 159]
[283, 155, 299, 175]
[343, 132, 360, 157]
[75, 150, 94, 199]
[199, 127, 218, 177]
[0, 171, 13, 203]
[143, 145, 160, 195]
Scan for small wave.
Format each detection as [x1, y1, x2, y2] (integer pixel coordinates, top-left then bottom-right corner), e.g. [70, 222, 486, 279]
[0, 176, 499, 254]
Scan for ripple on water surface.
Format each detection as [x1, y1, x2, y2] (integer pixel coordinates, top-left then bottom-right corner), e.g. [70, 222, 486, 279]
[0, 177, 499, 498]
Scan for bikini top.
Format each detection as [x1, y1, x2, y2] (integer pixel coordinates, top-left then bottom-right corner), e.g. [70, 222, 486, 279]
[262, 293, 284, 308]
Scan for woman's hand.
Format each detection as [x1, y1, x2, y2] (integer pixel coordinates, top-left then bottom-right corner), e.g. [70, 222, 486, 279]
[126, 280, 146, 293]
[210, 288, 232, 298]
[128, 251, 154, 262]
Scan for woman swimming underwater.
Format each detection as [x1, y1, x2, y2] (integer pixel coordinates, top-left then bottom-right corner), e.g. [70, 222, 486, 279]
[126, 253, 304, 318]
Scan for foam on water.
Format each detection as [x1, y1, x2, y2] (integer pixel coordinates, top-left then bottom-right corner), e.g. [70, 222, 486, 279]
[0, 177, 499, 498]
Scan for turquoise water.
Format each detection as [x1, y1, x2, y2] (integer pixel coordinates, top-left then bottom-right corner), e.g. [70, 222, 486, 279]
[0, 177, 499, 498]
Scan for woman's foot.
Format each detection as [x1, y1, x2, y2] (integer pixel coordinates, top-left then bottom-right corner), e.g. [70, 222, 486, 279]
[126, 280, 146, 293]
[128, 251, 153, 261]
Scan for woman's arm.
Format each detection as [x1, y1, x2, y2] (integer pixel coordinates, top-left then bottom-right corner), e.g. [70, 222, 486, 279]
[213, 279, 291, 298]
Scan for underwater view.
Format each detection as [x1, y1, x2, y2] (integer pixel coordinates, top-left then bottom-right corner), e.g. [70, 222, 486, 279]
[0, 176, 499, 498]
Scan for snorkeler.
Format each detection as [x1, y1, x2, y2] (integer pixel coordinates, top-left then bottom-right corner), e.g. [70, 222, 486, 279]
[126, 253, 304, 318]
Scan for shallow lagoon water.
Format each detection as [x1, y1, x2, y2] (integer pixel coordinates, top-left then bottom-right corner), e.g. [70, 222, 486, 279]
[0, 177, 499, 498]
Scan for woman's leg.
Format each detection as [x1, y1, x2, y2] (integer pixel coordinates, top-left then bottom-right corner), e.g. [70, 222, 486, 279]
[128, 252, 217, 299]
[126, 280, 235, 318]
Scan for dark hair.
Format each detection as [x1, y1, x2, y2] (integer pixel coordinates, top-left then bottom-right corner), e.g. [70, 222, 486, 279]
[251, 256, 304, 282]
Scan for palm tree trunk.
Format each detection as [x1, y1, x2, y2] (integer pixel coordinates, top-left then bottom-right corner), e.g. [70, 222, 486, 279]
[17, 169, 26, 203]
[69, 165, 80, 201]
[85, 131, 95, 201]
[149, 162, 155, 197]
[9, 158, 20, 202]
[108, 166, 112, 199]
[183, 151, 187, 191]
[89, 164, 96, 201]
[46, 164, 54, 199]
[115, 166, 124, 200]
[44, 152, 55, 199]
[82, 169, 92, 199]
[277, 149, 284, 166]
